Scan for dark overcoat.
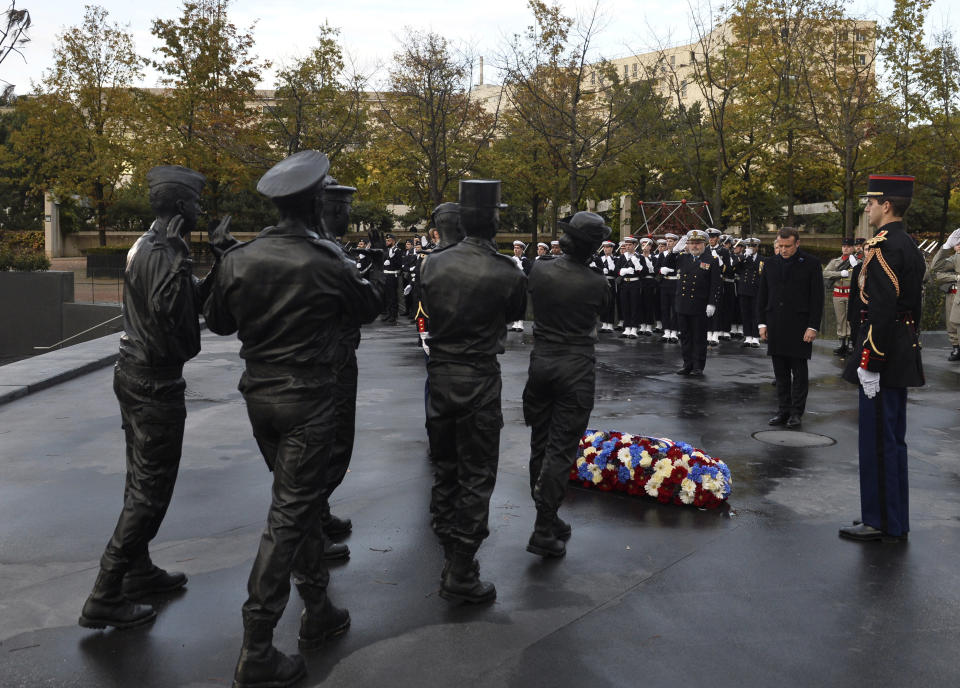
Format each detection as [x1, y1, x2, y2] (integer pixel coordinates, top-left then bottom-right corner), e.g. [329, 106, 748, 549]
[757, 249, 824, 359]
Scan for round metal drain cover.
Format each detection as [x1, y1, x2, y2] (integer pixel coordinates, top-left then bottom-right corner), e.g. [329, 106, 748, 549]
[752, 430, 836, 447]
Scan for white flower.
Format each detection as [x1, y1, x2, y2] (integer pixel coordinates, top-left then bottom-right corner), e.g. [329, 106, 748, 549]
[639, 451, 653, 468]
[618, 447, 632, 463]
[654, 458, 672, 473]
[644, 481, 660, 497]
[583, 446, 597, 458]
[576, 457, 585, 468]
[591, 470, 603, 485]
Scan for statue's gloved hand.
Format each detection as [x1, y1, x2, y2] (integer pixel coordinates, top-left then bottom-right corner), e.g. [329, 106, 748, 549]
[208, 214, 238, 258]
[368, 229, 387, 251]
[165, 215, 190, 256]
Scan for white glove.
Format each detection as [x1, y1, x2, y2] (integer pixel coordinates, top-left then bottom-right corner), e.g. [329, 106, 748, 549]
[403, 284, 412, 296]
[383, 259, 390, 267]
[745, 247, 754, 257]
[841, 269, 850, 278]
[660, 266, 675, 275]
[706, 304, 716, 318]
[945, 228, 960, 250]
[857, 367, 880, 399]
[621, 267, 635, 276]
[672, 235, 688, 253]
[848, 255, 858, 267]
[420, 235, 428, 248]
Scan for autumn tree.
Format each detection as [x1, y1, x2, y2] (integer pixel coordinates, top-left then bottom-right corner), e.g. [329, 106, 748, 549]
[371, 29, 498, 215]
[146, 0, 266, 218]
[500, 0, 648, 225]
[264, 22, 368, 165]
[15, 5, 143, 245]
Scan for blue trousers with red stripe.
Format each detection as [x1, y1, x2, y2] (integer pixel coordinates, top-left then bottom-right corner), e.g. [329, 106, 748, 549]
[858, 386, 909, 537]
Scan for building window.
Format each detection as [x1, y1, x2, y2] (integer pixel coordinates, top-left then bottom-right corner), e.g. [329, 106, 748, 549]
[680, 80, 687, 98]
[855, 31, 866, 41]
[780, 27, 789, 40]
[633, 63, 638, 76]
[669, 55, 675, 67]
[590, 71, 595, 85]
[624, 64, 629, 80]
[690, 50, 696, 62]
[857, 54, 866, 66]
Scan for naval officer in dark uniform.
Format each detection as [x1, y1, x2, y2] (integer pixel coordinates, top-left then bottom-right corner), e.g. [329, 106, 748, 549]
[204, 151, 385, 688]
[674, 229, 721, 376]
[523, 212, 611, 558]
[839, 174, 925, 543]
[420, 180, 527, 604]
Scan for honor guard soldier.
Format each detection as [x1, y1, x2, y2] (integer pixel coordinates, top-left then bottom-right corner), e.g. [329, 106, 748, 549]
[509, 240, 531, 331]
[637, 237, 658, 335]
[674, 229, 721, 375]
[204, 151, 385, 688]
[840, 174, 925, 543]
[705, 228, 730, 345]
[535, 242, 550, 259]
[594, 239, 618, 331]
[523, 212, 611, 558]
[930, 228, 960, 361]
[420, 179, 527, 604]
[733, 238, 762, 347]
[550, 239, 562, 256]
[381, 233, 404, 324]
[823, 238, 859, 356]
[353, 238, 372, 275]
[653, 238, 667, 331]
[616, 236, 644, 338]
[79, 165, 235, 632]
[402, 239, 417, 318]
[655, 233, 681, 342]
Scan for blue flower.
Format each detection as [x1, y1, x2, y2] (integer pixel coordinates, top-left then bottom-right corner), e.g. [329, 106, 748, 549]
[617, 466, 631, 483]
[577, 464, 593, 481]
[679, 442, 694, 455]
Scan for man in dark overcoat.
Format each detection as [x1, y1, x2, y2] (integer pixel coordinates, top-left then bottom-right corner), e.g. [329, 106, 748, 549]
[758, 227, 824, 428]
[420, 179, 527, 604]
[523, 212, 611, 558]
[839, 174, 925, 543]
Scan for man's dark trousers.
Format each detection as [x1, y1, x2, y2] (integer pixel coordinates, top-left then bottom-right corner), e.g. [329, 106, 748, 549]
[384, 273, 399, 321]
[101, 362, 186, 575]
[858, 386, 909, 537]
[772, 355, 808, 416]
[426, 357, 502, 556]
[240, 366, 335, 626]
[677, 312, 707, 370]
[523, 346, 594, 515]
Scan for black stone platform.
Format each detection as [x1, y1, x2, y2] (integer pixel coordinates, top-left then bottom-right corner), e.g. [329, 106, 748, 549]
[2, 323, 959, 687]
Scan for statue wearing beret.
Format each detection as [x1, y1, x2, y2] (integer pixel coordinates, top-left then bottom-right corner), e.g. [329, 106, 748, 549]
[522, 212, 611, 557]
[420, 180, 527, 604]
[79, 165, 234, 631]
[203, 151, 384, 688]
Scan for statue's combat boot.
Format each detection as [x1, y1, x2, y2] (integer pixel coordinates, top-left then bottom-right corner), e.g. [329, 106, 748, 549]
[232, 619, 306, 688]
[79, 569, 156, 630]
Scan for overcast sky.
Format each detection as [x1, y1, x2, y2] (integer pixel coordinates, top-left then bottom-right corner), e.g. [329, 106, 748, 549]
[3, 0, 958, 93]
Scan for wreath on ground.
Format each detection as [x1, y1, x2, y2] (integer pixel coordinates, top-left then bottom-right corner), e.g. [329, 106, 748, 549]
[570, 430, 732, 509]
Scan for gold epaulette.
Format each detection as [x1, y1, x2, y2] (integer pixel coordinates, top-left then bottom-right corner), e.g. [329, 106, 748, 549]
[863, 230, 888, 248]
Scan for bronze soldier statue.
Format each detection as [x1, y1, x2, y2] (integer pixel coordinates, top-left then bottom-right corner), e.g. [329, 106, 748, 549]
[79, 165, 233, 630]
[204, 151, 384, 688]
[523, 211, 611, 557]
[420, 180, 526, 604]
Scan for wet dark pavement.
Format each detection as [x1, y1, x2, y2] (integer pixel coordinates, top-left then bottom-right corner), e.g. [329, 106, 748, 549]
[2, 322, 959, 687]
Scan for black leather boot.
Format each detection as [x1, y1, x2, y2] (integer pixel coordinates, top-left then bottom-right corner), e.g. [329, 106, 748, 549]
[949, 346, 960, 362]
[122, 556, 187, 600]
[79, 570, 157, 630]
[297, 592, 350, 651]
[552, 515, 572, 541]
[233, 620, 306, 688]
[320, 500, 352, 540]
[320, 531, 350, 561]
[439, 541, 478, 580]
[440, 549, 496, 604]
[526, 513, 566, 558]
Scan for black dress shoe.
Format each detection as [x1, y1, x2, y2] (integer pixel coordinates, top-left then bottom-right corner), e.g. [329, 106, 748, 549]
[688, 369, 703, 377]
[322, 514, 353, 540]
[839, 523, 907, 542]
[949, 346, 960, 362]
[786, 415, 801, 428]
[675, 366, 692, 375]
[768, 414, 788, 426]
[322, 539, 350, 561]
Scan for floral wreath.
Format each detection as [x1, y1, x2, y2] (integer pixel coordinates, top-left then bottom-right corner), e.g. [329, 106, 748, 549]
[571, 430, 732, 509]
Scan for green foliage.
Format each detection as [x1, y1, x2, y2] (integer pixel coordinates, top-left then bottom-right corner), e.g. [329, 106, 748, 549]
[0, 247, 49, 271]
[921, 285, 945, 331]
[81, 245, 131, 255]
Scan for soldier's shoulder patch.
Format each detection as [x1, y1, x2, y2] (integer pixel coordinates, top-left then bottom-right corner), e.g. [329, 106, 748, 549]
[864, 231, 888, 248]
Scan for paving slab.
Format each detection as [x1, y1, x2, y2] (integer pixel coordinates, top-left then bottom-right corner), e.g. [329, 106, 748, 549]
[1, 321, 959, 687]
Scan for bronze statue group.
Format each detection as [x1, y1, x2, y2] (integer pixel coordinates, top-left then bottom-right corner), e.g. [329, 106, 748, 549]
[75, 151, 926, 688]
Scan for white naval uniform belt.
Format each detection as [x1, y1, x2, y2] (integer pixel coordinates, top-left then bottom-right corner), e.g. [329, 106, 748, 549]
[663, 275, 678, 280]
[723, 278, 735, 283]
[384, 270, 400, 275]
[622, 277, 639, 282]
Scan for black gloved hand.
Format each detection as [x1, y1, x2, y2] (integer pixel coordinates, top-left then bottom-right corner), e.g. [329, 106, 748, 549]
[208, 214, 239, 258]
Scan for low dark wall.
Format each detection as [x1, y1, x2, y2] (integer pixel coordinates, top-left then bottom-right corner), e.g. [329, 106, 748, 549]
[0, 271, 74, 358]
[61, 303, 123, 347]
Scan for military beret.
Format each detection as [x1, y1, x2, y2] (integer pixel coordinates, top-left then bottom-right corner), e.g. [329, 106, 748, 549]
[146, 165, 205, 196]
[257, 150, 330, 199]
[866, 174, 914, 198]
[557, 211, 612, 245]
[384, 233, 396, 240]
